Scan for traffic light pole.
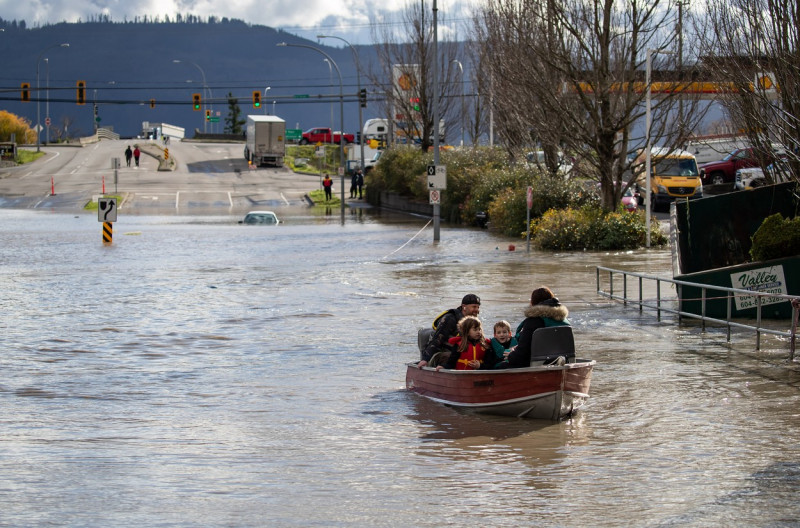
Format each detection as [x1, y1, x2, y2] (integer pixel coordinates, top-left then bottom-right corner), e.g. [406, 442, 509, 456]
[432, 0, 441, 242]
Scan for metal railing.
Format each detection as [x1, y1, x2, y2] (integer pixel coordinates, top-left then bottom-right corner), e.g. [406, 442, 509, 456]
[596, 266, 799, 359]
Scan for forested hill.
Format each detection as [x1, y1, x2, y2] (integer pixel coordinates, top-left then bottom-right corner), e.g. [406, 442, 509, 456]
[0, 18, 379, 138]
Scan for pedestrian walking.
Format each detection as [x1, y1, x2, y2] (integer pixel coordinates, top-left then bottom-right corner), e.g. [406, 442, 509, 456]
[124, 146, 133, 167]
[133, 146, 141, 167]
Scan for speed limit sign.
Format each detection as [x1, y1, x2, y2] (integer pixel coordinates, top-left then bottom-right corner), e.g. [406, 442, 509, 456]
[429, 190, 441, 204]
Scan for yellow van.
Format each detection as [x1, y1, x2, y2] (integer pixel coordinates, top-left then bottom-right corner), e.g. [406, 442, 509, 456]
[635, 147, 703, 210]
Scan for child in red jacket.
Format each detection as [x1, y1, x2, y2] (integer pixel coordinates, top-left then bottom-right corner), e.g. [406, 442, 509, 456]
[436, 316, 497, 370]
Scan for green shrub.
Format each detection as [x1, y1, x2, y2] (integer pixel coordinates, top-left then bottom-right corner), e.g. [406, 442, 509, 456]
[530, 206, 667, 250]
[750, 213, 800, 261]
[362, 145, 667, 249]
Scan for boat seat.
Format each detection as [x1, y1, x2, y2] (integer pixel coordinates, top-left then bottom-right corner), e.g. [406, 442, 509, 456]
[530, 326, 575, 366]
[417, 327, 435, 356]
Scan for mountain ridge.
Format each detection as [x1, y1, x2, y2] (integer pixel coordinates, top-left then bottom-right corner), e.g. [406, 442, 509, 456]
[0, 19, 381, 138]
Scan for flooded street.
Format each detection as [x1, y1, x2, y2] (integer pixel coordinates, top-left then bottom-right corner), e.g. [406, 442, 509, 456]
[2, 208, 799, 527]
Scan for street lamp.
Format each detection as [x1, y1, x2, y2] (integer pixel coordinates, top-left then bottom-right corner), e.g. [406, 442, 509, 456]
[317, 34, 365, 174]
[36, 42, 69, 152]
[173, 59, 211, 133]
[277, 41, 346, 224]
[264, 86, 271, 115]
[45, 58, 50, 144]
[452, 59, 465, 147]
[323, 59, 333, 138]
[645, 48, 675, 247]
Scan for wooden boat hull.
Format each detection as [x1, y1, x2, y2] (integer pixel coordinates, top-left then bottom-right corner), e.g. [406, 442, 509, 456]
[405, 360, 595, 421]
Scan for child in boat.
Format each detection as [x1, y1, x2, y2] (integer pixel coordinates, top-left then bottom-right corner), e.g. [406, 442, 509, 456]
[489, 320, 518, 368]
[436, 316, 497, 371]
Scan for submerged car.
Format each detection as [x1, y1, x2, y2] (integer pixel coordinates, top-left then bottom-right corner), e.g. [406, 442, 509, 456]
[240, 211, 280, 225]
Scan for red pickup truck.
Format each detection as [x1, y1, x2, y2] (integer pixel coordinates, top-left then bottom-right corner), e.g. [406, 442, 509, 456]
[299, 127, 355, 145]
[699, 147, 774, 186]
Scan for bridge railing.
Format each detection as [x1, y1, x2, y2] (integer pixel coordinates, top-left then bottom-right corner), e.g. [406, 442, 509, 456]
[595, 266, 799, 359]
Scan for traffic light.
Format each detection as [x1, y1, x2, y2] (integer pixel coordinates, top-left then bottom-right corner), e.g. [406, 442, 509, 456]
[252, 90, 261, 108]
[205, 109, 211, 121]
[21, 83, 30, 102]
[359, 88, 367, 108]
[150, 99, 156, 109]
[410, 97, 420, 112]
[192, 93, 201, 110]
[76, 80, 86, 105]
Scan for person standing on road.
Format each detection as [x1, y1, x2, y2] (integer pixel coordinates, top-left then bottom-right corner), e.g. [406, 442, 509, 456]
[322, 173, 333, 201]
[124, 146, 133, 167]
[133, 146, 141, 167]
[356, 169, 364, 199]
[350, 171, 358, 199]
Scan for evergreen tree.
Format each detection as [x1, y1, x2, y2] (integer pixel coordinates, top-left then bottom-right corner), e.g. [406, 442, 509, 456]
[225, 92, 246, 135]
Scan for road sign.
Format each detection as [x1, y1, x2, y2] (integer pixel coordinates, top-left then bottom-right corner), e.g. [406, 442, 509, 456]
[294, 94, 310, 99]
[207, 117, 220, 123]
[429, 190, 441, 204]
[45, 117, 51, 126]
[98, 197, 117, 223]
[427, 164, 447, 190]
[527, 186, 533, 209]
[315, 146, 326, 158]
[286, 129, 302, 141]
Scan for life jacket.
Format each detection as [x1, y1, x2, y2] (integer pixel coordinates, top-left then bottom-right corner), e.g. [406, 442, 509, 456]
[449, 337, 487, 370]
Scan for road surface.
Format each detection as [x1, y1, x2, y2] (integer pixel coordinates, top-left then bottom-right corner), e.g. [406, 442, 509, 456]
[0, 139, 325, 215]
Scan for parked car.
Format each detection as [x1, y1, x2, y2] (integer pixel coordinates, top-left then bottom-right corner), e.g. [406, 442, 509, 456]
[734, 157, 793, 190]
[699, 147, 774, 186]
[299, 127, 355, 145]
[596, 183, 638, 212]
[633, 147, 703, 211]
[525, 150, 574, 177]
[620, 187, 639, 212]
[239, 211, 280, 225]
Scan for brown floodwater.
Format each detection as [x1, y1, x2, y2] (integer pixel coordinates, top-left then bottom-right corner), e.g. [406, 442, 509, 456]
[1, 208, 798, 527]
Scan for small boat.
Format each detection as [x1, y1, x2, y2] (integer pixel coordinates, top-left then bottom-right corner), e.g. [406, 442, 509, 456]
[406, 326, 595, 421]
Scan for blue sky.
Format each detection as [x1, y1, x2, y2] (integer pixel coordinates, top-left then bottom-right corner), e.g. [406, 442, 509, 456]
[0, 0, 477, 45]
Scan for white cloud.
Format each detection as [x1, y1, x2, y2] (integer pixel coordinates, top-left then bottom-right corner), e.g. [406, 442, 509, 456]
[1, 0, 477, 44]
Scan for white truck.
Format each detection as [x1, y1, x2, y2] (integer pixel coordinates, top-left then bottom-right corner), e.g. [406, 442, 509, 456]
[345, 144, 382, 174]
[244, 115, 286, 167]
[362, 118, 445, 146]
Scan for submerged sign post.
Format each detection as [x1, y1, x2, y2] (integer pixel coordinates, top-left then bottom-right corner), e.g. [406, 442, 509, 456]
[98, 197, 117, 245]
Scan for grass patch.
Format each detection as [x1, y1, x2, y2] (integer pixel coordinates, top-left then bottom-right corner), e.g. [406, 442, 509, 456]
[15, 150, 46, 164]
[308, 189, 343, 207]
[84, 195, 123, 211]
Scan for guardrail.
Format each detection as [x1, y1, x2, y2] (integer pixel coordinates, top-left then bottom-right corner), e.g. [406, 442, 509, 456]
[595, 266, 799, 359]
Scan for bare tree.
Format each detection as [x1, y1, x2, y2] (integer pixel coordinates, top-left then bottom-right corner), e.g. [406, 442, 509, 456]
[367, 1, 461, 151]
[696, 0, 800, 183]
[475, 0, 708, 210]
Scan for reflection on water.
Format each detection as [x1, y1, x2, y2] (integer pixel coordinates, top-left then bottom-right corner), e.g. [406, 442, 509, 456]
[1, 208, 799, 527]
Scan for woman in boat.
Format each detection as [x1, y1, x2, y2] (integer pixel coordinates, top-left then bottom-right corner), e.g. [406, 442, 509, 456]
[437, 316, 498, 370]
[500, 286, 570, 368]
